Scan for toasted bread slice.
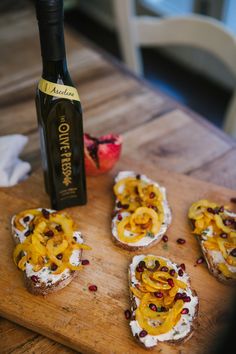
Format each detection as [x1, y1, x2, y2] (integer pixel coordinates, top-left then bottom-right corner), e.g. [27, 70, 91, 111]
[12, 208, 88, 295]
[128, 255, 198, 349]
[188, 200, 236, 285]
[111, 171, 172, 251]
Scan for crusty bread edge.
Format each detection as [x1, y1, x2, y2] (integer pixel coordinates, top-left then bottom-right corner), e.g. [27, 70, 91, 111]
[189, 219, 236, 285]
[11, 213, 83, 296]
[128, 257, 199, 349]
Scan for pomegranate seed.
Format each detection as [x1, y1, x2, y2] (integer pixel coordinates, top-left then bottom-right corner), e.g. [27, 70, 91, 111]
[136, 174, 141, 180]
[149, 303, 157, 311]
[167, 278, 174, 287]
[24, 230, 31, 237]
[122, 204, 129, 209]
[117, 214, 123, 221]
[117, 201, 122, 208]
[230, 198, 236, 203]
[183, 296, 191, 303]
[162, 235, 168, 242]
[124, 309, 131, 319]
[23, 216, 30, 223]
[139, 330, 148, 338]
[160, 266, 169, 272]
[149, 192, 155, 199]
[45, 230, 54, 237]
[207, 207, 215, 214]
[88, 285, 97, 292]
[230, 248, 236, 257]
[174, 292, 183, 301]
[177, 238, 186, 245]
[139, 261, 146, 268]
[178, 269, 184, 277]
[51, 263, 58, 271]
[219, 206, 224, 213]
[136, 266, 144, 273]
[55, 225, 62, 232]
[42, 209, 50, 219]
[154, 291, 163, 298]
[56, 253, 63, 260]
[220, 233, 228, 239]
[31, 275, 39, 283]
[181, 308, 189, 315]
[82, 259, 90, 265]
[169, 269, 175, 276]
[224, 219, 233, 226]
[151, 206, 158, 212]
[179, 263, 186, 271]
[196, 256, 205, 265]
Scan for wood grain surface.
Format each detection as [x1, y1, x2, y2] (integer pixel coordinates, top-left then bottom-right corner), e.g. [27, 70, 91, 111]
[1, 6, 236, 354]
[0, 157, 235, 354]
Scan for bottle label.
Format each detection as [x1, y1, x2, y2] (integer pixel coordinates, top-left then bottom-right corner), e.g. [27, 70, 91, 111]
[38, 78, 80, 101]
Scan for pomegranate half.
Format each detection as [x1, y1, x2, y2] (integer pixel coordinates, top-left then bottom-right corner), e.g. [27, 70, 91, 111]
[84, 133, 122, 176]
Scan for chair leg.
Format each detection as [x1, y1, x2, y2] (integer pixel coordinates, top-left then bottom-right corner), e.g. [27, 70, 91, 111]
[113, 0, 143, 75]
[223, 90, 236, 138]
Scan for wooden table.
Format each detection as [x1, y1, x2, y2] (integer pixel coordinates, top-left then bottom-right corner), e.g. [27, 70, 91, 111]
[1, 8, 236, 354]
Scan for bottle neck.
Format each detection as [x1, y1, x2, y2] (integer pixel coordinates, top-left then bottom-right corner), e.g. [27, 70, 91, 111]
[42, 58, 68, 80]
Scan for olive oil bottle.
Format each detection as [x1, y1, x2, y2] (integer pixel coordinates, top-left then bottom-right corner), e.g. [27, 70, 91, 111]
[35, 0, 87, 209]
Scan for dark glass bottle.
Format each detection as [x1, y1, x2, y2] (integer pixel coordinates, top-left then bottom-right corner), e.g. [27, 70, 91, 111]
[35, 0, 87, 210]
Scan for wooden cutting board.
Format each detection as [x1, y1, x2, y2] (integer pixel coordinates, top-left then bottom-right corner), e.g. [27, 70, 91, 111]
[0, 157, 234, 354]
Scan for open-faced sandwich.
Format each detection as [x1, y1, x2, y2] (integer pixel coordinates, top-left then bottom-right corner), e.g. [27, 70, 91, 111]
[188, 199, 236, 284]
[111, 171, 172, 251]
[128, 255, 198, 348]
[12, 208, 90, 295]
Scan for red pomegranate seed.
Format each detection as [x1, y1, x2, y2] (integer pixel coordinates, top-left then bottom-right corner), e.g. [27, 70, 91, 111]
[154, 291, 163, 298]
[181, 308, 189, 315]
[136, 266, 144, 273]
[56, 253, 63, 260]
[207, 207, 215, 214]
[51, 263, 58, 271]
[177, 238, 186, 245]
[44, 230, 54, 237]
[169, 269, 175, 277]
[149, 303, 157, 311]
[220, 233, 228, 239]
[139, 330, 148, 338]
[167, 278, 174, 287]
[178, 269, 184, 277]
[31, 275, 39, 283]
[183, 296, 191, 303]
[230, 198, 236, 203]
[124, 309, 131, 320]
[82, 259, 90, 265]
[219, 206, 224, 213]
[230, 248, 236, 257]
[196, 256, 205, 265]
[88, 285, 97, 292]
[56, 225, 62, 232]
[149, 192, 155, 199]
[179, 263, 186, 271]
[175, 292, 183, 301]
[224, 219, 233, 226]
[24, 230, 31, 237]
[42, 209, 50, 219]
[162, 235, 168, 242]
[160, 266, 169, 272]
[23, 216, 30, 223]
[117, 214, 123, 221]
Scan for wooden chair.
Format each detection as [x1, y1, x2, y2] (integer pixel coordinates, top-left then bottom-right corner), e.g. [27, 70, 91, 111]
[113, 0, 236, 136]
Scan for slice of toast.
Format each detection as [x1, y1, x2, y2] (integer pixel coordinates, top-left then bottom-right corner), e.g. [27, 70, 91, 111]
[128, 255, 198, 349]
[111, 171, 172, 251]
[12, 208, 89, 295]
[188, 200, 236, 285]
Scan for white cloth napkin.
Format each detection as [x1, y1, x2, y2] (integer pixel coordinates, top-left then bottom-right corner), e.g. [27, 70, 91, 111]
[0, 134, 31, 187]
